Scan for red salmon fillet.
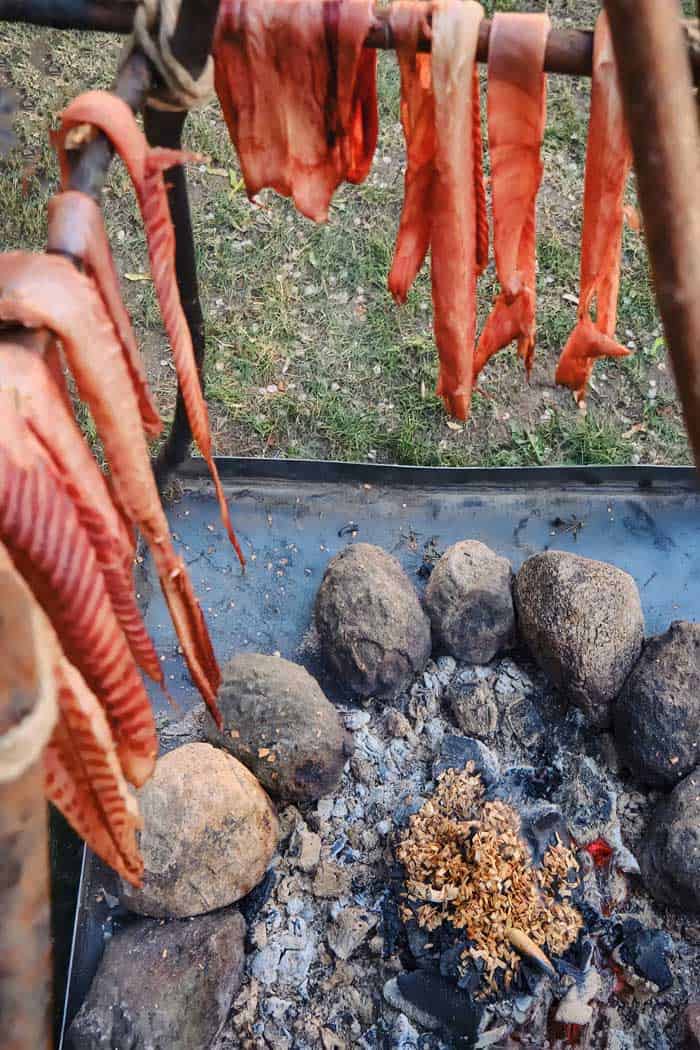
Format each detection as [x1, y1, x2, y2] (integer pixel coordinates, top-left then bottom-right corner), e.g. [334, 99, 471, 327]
[555, 12, 633, 402]
[214, 0, 378, 222]
[474, 12, 550, 382]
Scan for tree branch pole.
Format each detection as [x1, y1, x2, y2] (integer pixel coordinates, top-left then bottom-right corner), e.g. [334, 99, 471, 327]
[0, 571, 57, 1050]
[604, 0, 700, 471]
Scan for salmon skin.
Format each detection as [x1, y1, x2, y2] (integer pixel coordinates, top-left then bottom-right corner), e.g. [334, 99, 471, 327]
[214, 0, 378, 223]
[388, 0, 486, 422]
[0, 406, 158, 787]
[474, 12, 550, 384]
[0, 252, 223, 729]
[0, 539, 144, 886]
[47, 191, 163, 439]
[555, 12, 633, 403]
[52, 92, 245, 568]
[0, 343, 162, 688]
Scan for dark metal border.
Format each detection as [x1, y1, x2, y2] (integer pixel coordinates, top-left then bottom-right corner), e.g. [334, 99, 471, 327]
[179, 457, 698, 491]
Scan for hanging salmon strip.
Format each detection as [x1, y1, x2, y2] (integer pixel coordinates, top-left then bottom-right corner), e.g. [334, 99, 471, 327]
[52, 92, 245, 568]
[0, 252, 222, 726]
[0, 538, 144, 885]
[0, 343, 161, 686]
[388, 0, 486, 420]
[431, 0, 485, 421]
[213, 0, 378, 222]
[555, 12, 633, 403]
[47, 191, 162, 439]
[46, 656, 144, 886]
[0, 409, 158, 787]
[473, 12, 550, 383]
[387, 2, 436, 304]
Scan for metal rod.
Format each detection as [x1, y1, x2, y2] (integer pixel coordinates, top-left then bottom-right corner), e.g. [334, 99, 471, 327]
[142, 0, 221, 480]
[605, 0, 700, 470]
[0, 571, 54, 1050]
[143, 106, 205, 482]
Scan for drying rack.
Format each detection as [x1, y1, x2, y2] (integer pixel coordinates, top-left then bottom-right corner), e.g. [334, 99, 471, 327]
[1, 2, 700, 1048]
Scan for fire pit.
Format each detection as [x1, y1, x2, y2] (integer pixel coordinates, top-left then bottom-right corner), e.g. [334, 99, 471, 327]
[57, 461, 700, 1050]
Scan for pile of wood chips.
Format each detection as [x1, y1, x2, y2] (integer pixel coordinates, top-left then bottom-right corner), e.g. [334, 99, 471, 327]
[396, 764, 584, 996]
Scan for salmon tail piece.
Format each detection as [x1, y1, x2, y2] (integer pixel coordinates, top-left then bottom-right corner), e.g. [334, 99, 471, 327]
[47, 191, 163, 439]
[555, 316, 630, 403]
[162, 563, 223, 728]
[46, 657, 144, 887]
[476, 12, 549, 382]
[556, 12, 633, 402]
[388, 3, 435, 305]
[53, 93, 244, 568]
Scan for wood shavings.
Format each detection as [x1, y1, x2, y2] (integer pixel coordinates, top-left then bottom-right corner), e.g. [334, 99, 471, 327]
[396, 764, 583, 996]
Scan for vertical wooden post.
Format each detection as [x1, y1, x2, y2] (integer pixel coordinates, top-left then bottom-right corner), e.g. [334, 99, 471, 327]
[604, 0, 700, 469]
[0, 571, 56, 1050]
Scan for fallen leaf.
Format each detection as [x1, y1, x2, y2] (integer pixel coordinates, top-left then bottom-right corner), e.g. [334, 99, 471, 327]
[446, 420, 464, 432]
[207, 166, 228, 177]
[124, 272, 152, 283]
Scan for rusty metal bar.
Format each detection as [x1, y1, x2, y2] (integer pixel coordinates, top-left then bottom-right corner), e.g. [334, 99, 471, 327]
[605, 0, 700, 469]
[0, 572, 55, 1050]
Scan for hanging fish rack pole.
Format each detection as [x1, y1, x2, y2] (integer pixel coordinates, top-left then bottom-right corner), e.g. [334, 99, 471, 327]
[4, 0, 700, 82]
[604, 0, 700, 469]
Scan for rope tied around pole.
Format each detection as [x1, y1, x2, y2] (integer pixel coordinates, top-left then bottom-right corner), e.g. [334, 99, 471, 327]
[127, 0, 216, 111]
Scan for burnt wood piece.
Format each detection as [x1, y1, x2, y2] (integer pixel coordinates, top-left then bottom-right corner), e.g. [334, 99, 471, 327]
[605, 0, 700, 471]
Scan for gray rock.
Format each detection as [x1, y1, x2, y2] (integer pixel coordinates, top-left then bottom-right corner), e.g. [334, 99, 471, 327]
[447, 678, 499, 739]
[515, 551, 644, 728]
[614, 621, 700, 788]
[67, 909, 245, 1049]
[204, 654, 351, 801]
[327, 906, 378, 960]
[640, 768, 700, 913]
[120, 742, 278, 918]
[424, 540, 516, 663]
[314, 543, 431, 699]
[432, 734, 500, 787]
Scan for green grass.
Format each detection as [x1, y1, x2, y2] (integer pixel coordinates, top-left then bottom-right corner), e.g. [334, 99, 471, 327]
[0, 1, 690, 469]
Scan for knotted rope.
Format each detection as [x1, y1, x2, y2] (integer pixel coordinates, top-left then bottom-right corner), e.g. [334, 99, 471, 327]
[127, 0, 216, 111]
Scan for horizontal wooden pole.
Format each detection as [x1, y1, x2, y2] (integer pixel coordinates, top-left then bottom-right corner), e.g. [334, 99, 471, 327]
[3, 2, 699, 82]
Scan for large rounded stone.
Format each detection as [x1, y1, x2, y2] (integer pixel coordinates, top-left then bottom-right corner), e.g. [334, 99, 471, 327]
[67, 909, 245, 1049]
[120, 742, 278, 918]
[614, 621, 700, 788]
[314, 543, 431, 699]
[639, 768, 700, 913]
[514, 551, 644, 728]
[204, 654, 352, 801]
[424, 540, 516, 663]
